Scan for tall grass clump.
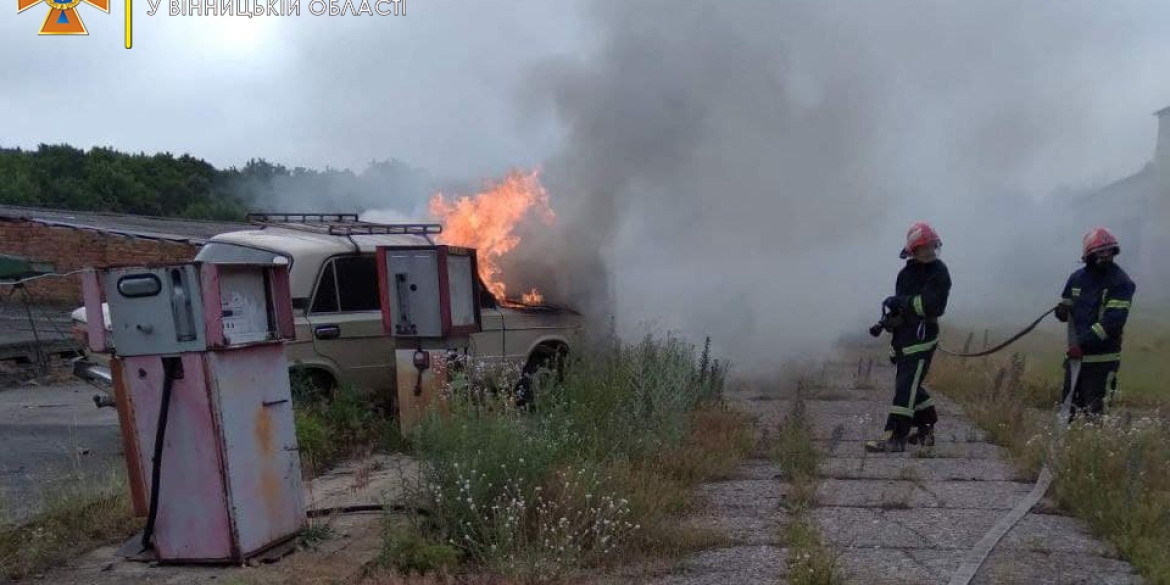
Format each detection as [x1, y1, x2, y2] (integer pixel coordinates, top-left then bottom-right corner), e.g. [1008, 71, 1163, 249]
[293, 378, 406, 477]
[0, 471, 139, 580]
[932, 353, 1170, 584]
[771, 385, 845, 585]
[396, 333, 742, 582]
[1050, 416, 1170, 583]
[944, 310, 1170, 408]
[930, 354, 1051, 475]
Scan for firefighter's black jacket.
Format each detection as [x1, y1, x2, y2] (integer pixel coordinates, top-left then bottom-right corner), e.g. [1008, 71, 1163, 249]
[1060, 262, 1135, 361]
[889, 259, 951, 358]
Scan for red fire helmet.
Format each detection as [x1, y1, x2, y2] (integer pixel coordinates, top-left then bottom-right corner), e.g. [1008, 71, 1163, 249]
[901, 222, 941, 258]
[1082, 227, 1120, 260]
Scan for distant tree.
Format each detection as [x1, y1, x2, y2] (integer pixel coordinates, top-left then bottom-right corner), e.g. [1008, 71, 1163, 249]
[0, 150, 39, 206]
[0, 144, 431, 220]
[0, 144, 252, 219]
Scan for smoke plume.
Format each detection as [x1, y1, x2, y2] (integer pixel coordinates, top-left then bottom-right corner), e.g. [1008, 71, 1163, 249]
[509, 0, 1170, 372]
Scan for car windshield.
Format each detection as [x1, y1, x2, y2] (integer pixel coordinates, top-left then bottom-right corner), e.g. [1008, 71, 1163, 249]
[195, 242, 291, 266]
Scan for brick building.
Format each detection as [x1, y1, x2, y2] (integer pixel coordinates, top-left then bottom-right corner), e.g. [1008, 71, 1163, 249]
[0, 205, 249, 304]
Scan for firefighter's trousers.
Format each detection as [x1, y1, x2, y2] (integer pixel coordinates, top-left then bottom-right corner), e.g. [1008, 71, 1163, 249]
[884, 348, 939, 438]
[1062, 358, 1120, 421]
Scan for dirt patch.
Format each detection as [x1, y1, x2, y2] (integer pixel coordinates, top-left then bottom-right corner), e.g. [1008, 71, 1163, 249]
[0, 357, 79, 390]
[37, 453, 420, 585]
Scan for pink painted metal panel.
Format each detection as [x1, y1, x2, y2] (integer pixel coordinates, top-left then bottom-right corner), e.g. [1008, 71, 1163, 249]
[199, 263, 227, 348]
[124, 353, 234, 561]
[80, 270, 109, 352]
[110, 358, 149, 517]
[269, 267, 296, 341]
[376, 247, 394, 335]
[208, 345, 305, 556]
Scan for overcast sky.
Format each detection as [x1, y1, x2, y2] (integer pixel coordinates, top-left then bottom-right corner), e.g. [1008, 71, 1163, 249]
[0, 0, 583, 180]
[1, 1, 1169, 190]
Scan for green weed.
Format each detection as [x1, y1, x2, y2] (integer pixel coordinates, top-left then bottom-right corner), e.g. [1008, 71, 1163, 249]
[294, 382, 406, 477]
[933, 353, 1170, 584]
[377, 521, 460, 577]
[769, 390, 845, 584]
[402, 333, 745, 581]
[0, 471, 139, 581]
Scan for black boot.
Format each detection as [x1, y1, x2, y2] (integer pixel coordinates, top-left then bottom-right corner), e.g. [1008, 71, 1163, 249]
[864, 431, 907, 453]
[907, 425, 935, 446]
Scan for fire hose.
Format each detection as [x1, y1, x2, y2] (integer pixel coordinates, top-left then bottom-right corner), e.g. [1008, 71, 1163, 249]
[936, 307, 1057, 358]
[870, 302, 1082, 582]
[871, 304, 1057, 358]
[942, 316, 1080, 585]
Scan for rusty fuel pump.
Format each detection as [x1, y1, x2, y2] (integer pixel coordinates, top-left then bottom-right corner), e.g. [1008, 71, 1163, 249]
[82, 258, 304, 563]
[376, 244, 482, 431]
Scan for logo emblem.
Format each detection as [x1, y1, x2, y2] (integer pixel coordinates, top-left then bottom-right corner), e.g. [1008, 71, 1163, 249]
[18, 0, 109, 35]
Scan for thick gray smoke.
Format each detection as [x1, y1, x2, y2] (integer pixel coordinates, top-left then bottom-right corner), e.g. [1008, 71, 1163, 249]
[508, 0, 1170, 372]
[238, 159, 437, 215]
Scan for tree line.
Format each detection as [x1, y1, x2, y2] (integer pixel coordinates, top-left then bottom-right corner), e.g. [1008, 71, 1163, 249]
[0, 144, 432, 220]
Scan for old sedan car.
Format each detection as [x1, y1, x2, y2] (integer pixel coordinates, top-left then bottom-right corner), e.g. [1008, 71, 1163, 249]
[72, 214, 583, 416]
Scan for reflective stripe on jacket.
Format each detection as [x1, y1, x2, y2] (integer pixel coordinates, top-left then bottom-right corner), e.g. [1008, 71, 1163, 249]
[890, 259, 952, 356]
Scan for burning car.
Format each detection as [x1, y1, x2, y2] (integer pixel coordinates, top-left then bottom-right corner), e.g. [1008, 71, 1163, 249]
[72, 212, 584, 415]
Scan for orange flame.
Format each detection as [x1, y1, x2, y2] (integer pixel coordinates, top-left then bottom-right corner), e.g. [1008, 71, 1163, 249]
[429, 169, 555, 301]
[521, 288, 544, 305]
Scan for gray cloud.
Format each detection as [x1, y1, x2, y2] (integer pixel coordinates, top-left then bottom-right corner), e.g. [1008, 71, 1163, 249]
[0, 0, 580, 181]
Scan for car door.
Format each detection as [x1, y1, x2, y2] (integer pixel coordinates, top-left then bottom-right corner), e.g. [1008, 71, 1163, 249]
[501, 307, 548, 363]
[469, 283, 506, 365]
[303, 254, 396, 399]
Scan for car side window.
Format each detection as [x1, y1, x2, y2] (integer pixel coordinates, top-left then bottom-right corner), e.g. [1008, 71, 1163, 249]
[310, 262, 340, 314]
[335, 256, 380, 312]
[311, 254, 392, 314]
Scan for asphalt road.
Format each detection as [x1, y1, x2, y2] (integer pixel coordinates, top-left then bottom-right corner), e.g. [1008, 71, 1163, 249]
[0, 383, 123, 524]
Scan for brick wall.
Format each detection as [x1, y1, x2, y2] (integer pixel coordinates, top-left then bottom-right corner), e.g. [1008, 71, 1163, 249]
[0, 219, 200, 305]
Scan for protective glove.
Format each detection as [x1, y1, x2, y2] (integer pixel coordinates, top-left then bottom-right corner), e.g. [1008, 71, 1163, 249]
[883, 296, 904, 313]
[1054, 303, 1070, 323]
[1067, 345, 1083, 360]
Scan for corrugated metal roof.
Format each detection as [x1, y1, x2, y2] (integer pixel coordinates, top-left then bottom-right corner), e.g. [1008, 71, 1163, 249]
[0, 204, 250, 244]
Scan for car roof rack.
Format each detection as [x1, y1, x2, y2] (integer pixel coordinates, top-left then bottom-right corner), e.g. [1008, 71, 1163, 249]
[246, 212, 443, 238]
[247, 213, 360, 224]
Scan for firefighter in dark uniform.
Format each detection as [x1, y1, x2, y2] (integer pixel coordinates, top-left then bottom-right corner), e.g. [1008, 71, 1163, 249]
[866, 222, 951, 453]
[1054, 227, 1135, 421]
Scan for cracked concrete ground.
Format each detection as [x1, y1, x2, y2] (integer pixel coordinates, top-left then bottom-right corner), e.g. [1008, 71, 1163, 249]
[804, 358, 1143, 585]
[609, 355, 1143, 584]
[32, 355, 1146, 585]
[603, 379, 795, 585]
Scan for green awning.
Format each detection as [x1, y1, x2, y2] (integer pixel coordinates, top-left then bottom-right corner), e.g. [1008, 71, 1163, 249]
[0, 254, 55, 281]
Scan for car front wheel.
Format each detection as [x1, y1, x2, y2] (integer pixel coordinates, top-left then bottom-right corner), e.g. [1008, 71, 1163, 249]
[514, 345, 568, 409]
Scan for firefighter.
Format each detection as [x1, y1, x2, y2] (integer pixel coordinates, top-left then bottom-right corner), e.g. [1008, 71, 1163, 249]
[1053, 227, 1135, 421]
[865, 222, 951, 453]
